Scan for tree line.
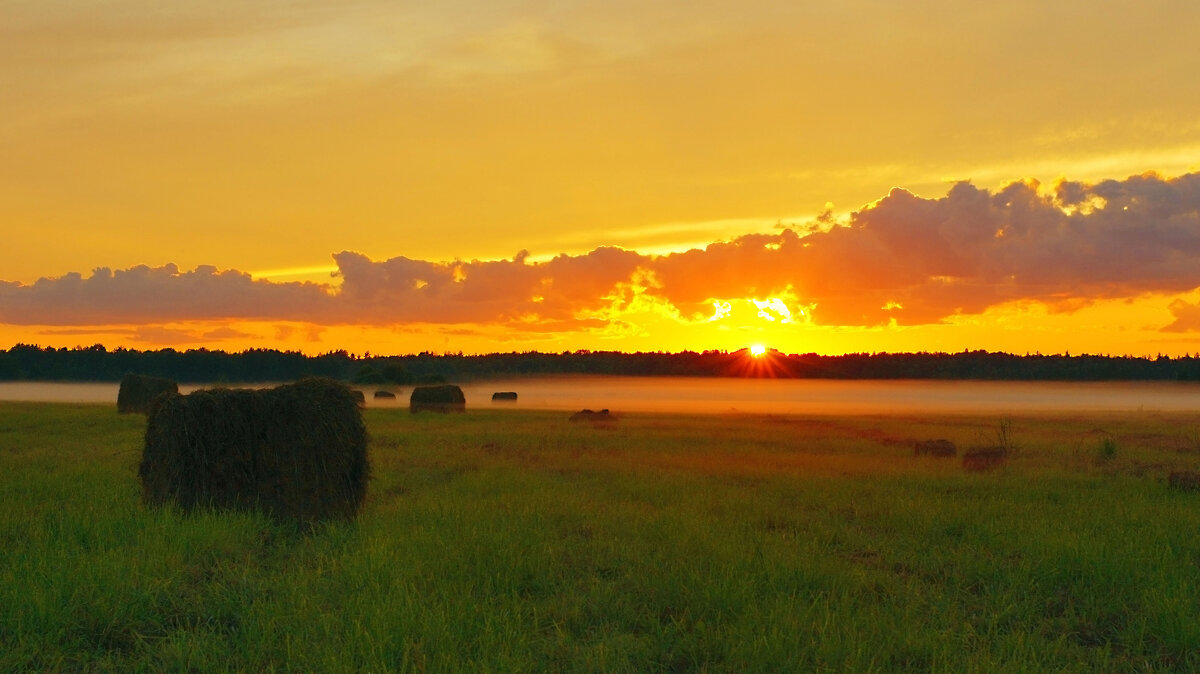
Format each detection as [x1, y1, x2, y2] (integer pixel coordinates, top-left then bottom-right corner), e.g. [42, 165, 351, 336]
[2, 343, 1200, 383]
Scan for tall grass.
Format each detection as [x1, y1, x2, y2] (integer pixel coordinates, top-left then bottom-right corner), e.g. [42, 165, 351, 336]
[3, 402, 1200, 671]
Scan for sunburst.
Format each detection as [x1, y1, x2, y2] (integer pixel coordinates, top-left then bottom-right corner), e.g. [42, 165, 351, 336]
[722, 345, 787, 377]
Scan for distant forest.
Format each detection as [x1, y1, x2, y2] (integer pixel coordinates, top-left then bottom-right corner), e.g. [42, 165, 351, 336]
[3, 343, 1200, 384]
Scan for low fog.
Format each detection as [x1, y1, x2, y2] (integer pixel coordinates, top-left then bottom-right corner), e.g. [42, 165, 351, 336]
[5, 377, 1200, 415]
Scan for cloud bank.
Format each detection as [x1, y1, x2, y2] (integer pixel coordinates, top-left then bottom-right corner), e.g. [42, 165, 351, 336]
[4, 171, 1200, 333]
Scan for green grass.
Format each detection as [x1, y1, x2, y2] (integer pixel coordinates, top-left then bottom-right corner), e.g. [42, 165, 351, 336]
[4, 402, 1200, 671]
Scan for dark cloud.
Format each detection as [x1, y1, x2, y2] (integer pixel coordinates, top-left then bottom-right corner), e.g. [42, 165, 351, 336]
[3, 171, 1199, 332]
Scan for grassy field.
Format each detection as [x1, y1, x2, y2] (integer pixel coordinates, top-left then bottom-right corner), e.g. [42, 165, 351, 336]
[3, 401, 1200, 672]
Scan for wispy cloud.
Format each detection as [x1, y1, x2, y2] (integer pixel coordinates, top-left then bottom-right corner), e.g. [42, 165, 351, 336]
[1163, 298, 1200, 333]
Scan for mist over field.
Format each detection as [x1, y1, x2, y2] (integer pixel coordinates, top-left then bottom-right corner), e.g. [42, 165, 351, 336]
[6, 377, 1200, 415]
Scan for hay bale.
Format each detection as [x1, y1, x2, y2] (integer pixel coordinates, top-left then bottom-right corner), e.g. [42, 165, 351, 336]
[373, 390, 397, 399]
[569, 408, 616, 424]
[117, 373, 178, 414]
[410, 384, 466, 413]
[914, 439, 957, 457]
[491, 391, 518, 402]
[139, 378, 369, 522]
[351, 390, 366, 404]
[962, 446, 1007, 472]
[1168, 470, 1200, 491]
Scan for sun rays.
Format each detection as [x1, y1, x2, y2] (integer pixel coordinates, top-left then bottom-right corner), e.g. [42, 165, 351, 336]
[720, 345, 788, 378]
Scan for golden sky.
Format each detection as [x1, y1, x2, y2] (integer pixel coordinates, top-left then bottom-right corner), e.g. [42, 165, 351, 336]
[3, 1, 1200, 356]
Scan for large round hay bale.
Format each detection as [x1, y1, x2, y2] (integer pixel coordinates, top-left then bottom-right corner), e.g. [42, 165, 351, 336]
[139, 378, 369, 522]
[410, 384, 466, 413]
[569, 408, 616, 424]
[117, 374, 178, 414]
[914, 439, 957, 457]
[962, 446, 1007, 472]
[491, 391, 518, 402]
[1169, 470, 1200, 491]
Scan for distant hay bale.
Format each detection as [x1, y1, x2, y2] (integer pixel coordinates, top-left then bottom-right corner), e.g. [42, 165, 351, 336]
[117, 374, 179, 415]
[139, 378, 369, 522]
[1168, 470, 1200, 491]
[914, 439, 957, 457]
[373, 390, 397, 400]
[569, 408, 616, 425]
[962, 446, 1007, 472]
[410, 384, 466, 413]
[491, 391, 518, 402]
[351, 390, 366, 404]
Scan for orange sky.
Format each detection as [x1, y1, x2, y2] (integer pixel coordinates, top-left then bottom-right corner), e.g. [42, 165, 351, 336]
[3, 2, 1200, 357]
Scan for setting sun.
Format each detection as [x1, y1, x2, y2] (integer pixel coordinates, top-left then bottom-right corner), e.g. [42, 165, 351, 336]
[749, 344, 767, 357]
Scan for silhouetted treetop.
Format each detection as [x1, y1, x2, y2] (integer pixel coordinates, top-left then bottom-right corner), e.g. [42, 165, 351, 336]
[2, 344, 1198, 383]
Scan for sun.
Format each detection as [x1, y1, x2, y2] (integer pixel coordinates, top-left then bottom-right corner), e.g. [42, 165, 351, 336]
[724, 344, 785, 377]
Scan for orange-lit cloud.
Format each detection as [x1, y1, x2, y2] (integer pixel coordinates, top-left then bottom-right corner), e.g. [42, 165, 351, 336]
[1163, 298, 1200, 333]
[332, 247, 643, 324]
[3, 172, 1199, 349]
[649, 171, 1200, 327]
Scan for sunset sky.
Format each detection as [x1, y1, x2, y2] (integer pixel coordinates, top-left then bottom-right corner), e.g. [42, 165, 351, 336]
[3, 1, 1200, 357]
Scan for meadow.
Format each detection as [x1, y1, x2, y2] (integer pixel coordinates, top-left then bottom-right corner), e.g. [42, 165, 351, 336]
[3, 401, 1200, 672]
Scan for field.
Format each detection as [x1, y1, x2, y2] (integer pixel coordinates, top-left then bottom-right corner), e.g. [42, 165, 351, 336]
[3, 401, 1200, 672]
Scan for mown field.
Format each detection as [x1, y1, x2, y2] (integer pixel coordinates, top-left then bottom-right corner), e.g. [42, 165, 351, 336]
[3, 401, 1200, 672]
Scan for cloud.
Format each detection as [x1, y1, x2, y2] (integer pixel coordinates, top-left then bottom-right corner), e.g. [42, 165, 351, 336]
[1163, 299, 1200, 333]
[201, 326, 258, 340]
[0, 249, 647, 331]
[333, 246, 643, 324]
[129, 324, 258, 346]
[274, 323, 326, 342]
[0, 264, 334, 326]
[647, 171, 1200, 326]
[3, 171, 1200, 333]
